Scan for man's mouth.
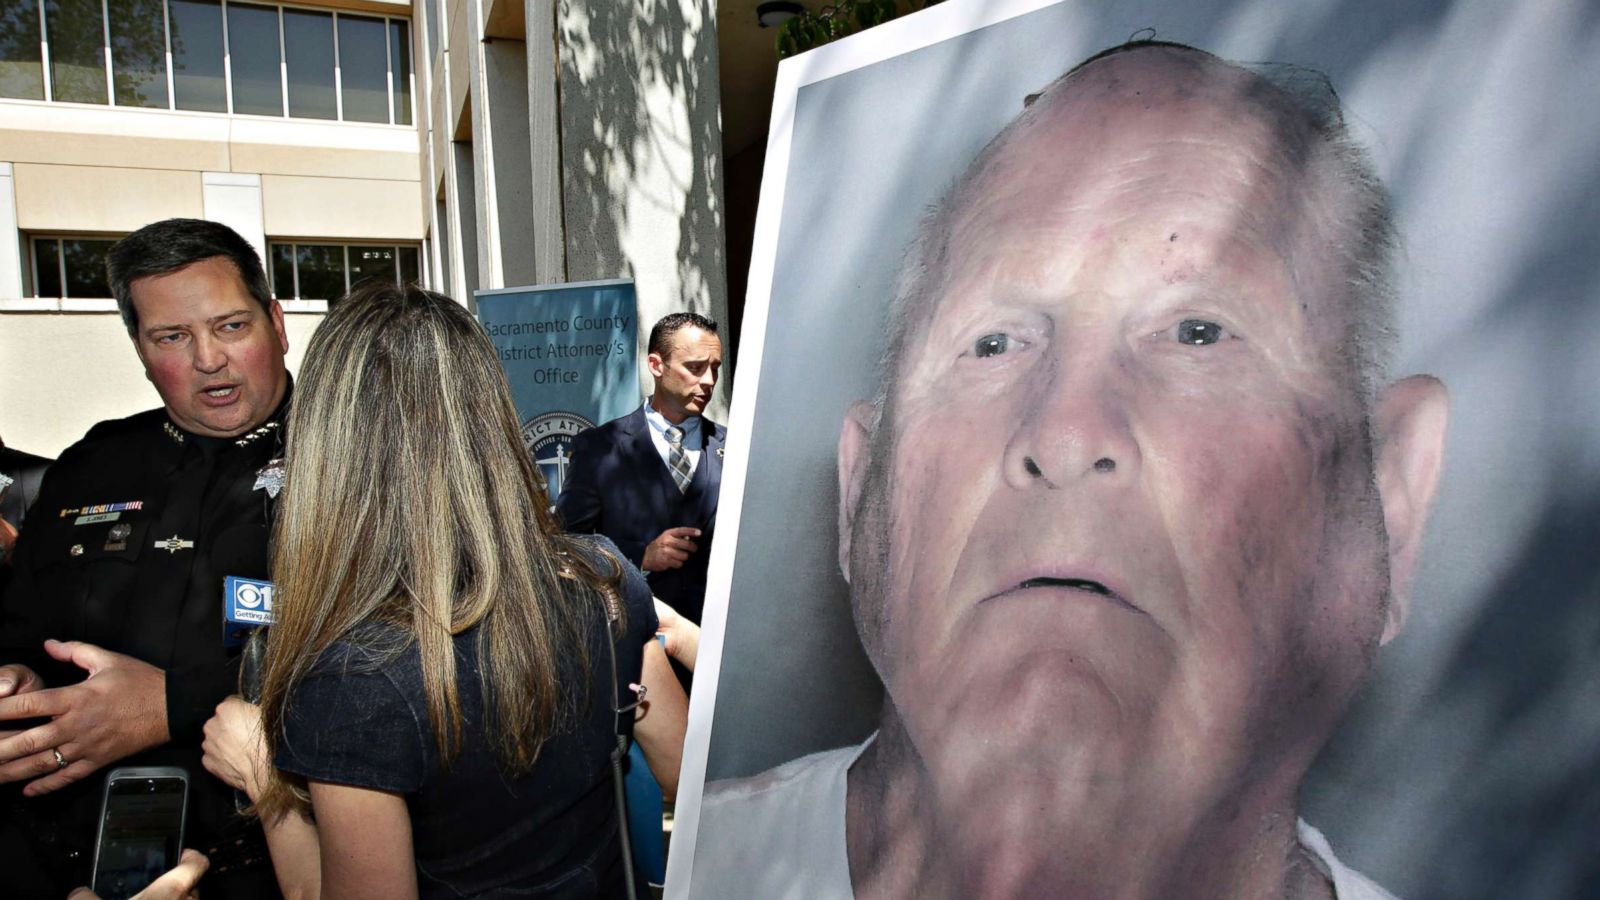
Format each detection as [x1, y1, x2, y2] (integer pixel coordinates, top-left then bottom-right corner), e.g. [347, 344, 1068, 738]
[1018, 575, 1114, 596]
[987, 574, 1144, 615]
[199, 384, 240, 403]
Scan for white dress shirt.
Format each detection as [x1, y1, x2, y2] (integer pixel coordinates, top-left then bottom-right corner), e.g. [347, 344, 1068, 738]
[643, 400, 704, 478]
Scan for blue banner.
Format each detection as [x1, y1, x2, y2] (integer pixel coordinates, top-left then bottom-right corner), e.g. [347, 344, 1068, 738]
[475, 279, 639, 500]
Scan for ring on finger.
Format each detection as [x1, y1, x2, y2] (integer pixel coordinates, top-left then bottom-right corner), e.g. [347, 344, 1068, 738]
[52, 747, 67, 770]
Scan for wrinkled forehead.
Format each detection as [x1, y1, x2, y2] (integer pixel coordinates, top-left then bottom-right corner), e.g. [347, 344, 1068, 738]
[964, 50, 1327, 240]
[882, 49, 1352, 383]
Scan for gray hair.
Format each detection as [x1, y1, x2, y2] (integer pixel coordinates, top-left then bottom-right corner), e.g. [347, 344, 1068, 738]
[871, 41, 1398, 428]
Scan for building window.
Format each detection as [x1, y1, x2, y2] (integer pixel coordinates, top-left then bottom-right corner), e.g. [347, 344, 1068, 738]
[45, 0, 107, 105]
[108, 0, 170, 108]
[268, 241, 421, 301]
[226, 2, 281, 115]
[1, 0, 413, 125]
[336, 13, 385, 123]
[169, 0, 226, 112]
[0, 0, 47, 100]
[30, 236, 116, 299]
[283, 7, 335, 119]
[388, 18, 410, 126]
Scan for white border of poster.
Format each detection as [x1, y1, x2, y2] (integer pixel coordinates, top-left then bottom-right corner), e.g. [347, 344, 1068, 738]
[672, 0, 1600, 895]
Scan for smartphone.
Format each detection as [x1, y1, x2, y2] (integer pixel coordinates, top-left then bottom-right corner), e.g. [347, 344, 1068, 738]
[90, 767, 189, 900]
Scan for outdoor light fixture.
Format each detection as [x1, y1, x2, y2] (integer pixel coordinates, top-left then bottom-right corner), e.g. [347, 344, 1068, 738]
[757, 1, 805, 28]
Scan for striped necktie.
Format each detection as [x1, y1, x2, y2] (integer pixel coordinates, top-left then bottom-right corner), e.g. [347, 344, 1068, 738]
[665, 425, 693, 493]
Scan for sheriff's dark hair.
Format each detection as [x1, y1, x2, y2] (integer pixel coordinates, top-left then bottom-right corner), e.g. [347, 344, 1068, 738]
[107, 218, 273, 333]
[648, 311, 719, 359]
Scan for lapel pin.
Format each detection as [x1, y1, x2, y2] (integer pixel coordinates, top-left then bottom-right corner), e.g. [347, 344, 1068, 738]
[153, 535, 196, 554]
[104, 523, 132, 552]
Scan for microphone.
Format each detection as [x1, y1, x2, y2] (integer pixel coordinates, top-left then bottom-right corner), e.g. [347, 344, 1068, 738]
[240, 628, 266, 703]
[223, 576, 275, 647]
[231, 630, 266, 813]
[224, 576, 275, 811]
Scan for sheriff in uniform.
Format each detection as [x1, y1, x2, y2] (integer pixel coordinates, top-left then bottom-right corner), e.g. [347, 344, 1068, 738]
[0, 219, 290, 896]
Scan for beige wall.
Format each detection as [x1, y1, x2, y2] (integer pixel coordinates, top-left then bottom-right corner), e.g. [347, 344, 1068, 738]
[2, 102, 423, 244]
[228, 117, 421, 181]
[0, 311, 323, 458]
[263, 175, 425, 240]
[0, 105, 231, 172]
[13, 164, 203, 233]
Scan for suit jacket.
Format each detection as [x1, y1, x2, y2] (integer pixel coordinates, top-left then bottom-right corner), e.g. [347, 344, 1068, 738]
[556, 406, 724, 625]
[0, 446, 52, 531]
[1, 446, 53, 596]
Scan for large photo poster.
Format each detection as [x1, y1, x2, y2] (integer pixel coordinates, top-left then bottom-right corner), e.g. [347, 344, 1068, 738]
[671, 0, 1599, 897]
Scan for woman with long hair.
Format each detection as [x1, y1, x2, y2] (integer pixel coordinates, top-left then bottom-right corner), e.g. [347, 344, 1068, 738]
[200, 282, 686, 898]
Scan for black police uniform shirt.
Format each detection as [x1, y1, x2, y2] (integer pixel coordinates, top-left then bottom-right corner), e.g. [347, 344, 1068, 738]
[0, 394, 286, 880]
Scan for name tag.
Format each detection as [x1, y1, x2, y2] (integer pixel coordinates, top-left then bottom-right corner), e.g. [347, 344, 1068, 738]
[223, 575, 276, 646]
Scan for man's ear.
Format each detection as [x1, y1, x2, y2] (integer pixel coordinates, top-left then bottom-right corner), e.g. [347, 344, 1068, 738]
[646, 351, 665, 379]
[836, 401, 876, 582]
[129, 328, 153, 383]
[268, 299, 289, 353]
[1373, 374, 1449, 644]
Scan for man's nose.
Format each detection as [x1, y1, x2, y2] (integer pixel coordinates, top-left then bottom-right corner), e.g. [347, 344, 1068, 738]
[1002, 349, 1140, 490]
[192, 333, 227, 373]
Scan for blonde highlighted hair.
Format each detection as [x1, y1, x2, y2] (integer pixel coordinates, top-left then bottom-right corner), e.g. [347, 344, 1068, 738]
[256, 282, 618, 819]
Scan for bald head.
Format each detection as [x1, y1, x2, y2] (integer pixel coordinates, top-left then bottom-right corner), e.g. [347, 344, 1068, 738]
[877, 43, 1396, 424]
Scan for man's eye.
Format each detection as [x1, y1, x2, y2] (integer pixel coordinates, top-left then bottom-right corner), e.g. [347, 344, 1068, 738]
[972, 333, 1010, 358]
[219, 321, 245, 333]
[1175, 319, 1228, 345]
[155, 333, 184, 344]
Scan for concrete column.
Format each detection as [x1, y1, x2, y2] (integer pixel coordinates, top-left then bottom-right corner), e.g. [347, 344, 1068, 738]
[526, 0, 565, 284]
[201, 172, 266, 266]
[555, 0, 730, 416]
[451, 140, 481, 297]
[480, 36, 537, 287]
[462, 0, 499, 290]
[0, 163, 21, 299]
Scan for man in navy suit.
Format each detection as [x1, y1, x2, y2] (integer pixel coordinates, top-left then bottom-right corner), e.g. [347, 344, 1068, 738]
[558, 312, 725, 640]
[1, 437, 53, 589]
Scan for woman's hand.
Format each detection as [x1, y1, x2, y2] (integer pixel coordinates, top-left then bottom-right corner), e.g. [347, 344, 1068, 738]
[68, 848, 208, 900]
[653, 596, 700, 672]
[201, 695, 269, 802]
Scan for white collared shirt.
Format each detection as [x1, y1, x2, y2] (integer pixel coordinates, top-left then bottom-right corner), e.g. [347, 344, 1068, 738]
[643, 400, 703, 479]
[694, 737, 1400, 900]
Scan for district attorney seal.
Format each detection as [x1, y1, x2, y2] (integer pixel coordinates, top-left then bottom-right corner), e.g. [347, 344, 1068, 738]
[523, 411, 594, 499]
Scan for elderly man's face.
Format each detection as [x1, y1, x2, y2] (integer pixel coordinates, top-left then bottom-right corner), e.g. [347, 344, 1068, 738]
[839, 53, 1444, 813]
